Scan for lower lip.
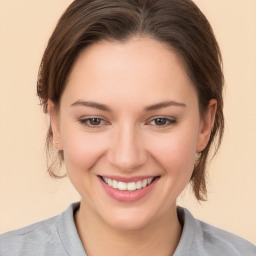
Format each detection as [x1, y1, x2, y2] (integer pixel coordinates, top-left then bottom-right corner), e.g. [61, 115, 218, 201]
[98, 177, 159, 202]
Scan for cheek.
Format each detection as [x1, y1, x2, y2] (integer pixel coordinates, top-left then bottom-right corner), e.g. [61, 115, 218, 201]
[148, 127, 198, 177]
[151, 132, 198, 200]
[60, 123, 107, 172]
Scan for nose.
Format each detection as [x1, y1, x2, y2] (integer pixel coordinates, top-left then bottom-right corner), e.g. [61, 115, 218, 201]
[107, 124, 148, 172]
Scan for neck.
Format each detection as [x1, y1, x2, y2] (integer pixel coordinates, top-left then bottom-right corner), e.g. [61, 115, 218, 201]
[75, 200, 182, 256]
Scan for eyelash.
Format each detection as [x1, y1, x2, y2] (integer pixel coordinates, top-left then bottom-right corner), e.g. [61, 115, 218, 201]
[78, 117, 177, 128]
[146, 117, 177, 127]
[79, 117, 107, 128]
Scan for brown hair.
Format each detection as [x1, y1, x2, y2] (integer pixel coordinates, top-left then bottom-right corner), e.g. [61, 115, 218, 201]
[37, 0, 224, 201]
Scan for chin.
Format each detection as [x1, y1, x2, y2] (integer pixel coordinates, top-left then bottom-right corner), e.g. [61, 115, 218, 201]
[97, 204, 164, 231]
[105, 212, 153, 231]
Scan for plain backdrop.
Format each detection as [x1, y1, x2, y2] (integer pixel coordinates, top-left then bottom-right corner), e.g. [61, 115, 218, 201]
[0, 0, 255, 244]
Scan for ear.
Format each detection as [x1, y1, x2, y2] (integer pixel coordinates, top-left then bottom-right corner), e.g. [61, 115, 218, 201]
[196, 99, 217, 152]
[47, 100, 63, 150]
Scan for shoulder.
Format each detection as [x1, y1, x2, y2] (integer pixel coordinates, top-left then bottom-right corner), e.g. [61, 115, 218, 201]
[196, 217, 256, 255]
[175, 207, 256, 256]
[0, 202, 84, 256]
[0, 215, 65, 256]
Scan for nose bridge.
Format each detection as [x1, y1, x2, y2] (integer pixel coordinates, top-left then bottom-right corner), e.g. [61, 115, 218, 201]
[107, 122, 147, 171]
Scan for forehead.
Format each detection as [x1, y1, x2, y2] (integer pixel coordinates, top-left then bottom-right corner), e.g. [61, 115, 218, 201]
[62, 37, 196, 107]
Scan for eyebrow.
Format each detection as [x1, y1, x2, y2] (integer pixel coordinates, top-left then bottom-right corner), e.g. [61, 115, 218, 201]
[71, 100, 186, 112]
[144, 101, 186, 111]
[71, 100, 112, 111]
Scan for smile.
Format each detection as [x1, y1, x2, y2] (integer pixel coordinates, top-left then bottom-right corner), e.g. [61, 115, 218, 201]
[99, 175, 160, 202]
[101, 177, 154, 191]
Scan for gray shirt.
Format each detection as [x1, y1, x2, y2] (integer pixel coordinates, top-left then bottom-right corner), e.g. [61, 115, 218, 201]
[0, 202, 255, 255]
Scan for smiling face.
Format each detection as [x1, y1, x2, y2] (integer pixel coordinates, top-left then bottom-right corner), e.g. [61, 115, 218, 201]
[49, 37, 216, 231]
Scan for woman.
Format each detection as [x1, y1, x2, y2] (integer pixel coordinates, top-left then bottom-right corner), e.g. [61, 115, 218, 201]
[0, 0, 255, 255]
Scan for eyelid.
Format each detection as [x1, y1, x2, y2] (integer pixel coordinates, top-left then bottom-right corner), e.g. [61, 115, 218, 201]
[78, 116, 110, 128]
[77, 116, 177, 128]
[146, 116, 177, 127]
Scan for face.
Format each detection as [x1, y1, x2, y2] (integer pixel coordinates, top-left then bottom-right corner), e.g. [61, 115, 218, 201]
[49, 37, 216, 231]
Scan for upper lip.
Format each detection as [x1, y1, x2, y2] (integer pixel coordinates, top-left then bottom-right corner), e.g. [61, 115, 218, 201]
[98, 175, 160, 182]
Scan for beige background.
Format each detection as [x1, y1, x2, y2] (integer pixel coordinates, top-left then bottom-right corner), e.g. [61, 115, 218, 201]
[0, 0, 255, 244]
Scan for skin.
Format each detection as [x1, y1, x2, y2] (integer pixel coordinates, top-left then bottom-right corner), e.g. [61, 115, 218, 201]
[48, 37, 216, 256]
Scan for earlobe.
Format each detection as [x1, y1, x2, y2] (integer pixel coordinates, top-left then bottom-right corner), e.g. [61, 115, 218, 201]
[196, 99, 217, 152]
[47, 100, 62, 150]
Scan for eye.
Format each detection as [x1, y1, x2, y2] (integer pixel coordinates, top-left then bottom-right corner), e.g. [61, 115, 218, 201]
[147, 117, 176, 127]
[79, 117, 106, 127]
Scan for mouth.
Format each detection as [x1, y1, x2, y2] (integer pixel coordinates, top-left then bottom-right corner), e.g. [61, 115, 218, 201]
[99, 176, 159, 192]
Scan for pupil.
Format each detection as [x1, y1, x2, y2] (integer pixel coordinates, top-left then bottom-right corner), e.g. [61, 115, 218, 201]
[155, 118, 166, 125]
[90, 118, 101, 125]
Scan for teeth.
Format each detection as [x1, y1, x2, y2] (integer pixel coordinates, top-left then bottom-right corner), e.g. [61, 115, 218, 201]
[148, 178, 153, 184]
[102, 177, 154, 191]
[127, 182, 136, 191]
[118, 182, 127, 191]
[136, 180, 142, 189]
[142, 179, 147, 188]
[108, 178, 113, 186]
[112, 180, 118, 189]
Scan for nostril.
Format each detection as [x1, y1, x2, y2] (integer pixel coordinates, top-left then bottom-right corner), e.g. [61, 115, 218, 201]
[107, 149, 148, 171]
